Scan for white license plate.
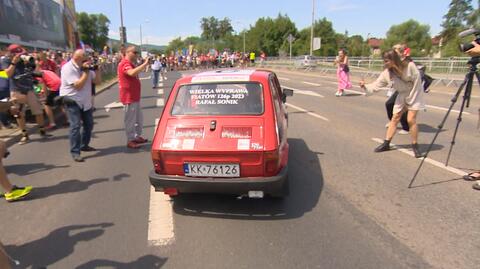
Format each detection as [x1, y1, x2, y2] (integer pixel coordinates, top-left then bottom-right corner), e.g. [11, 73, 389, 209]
[183, 163, 240, 177]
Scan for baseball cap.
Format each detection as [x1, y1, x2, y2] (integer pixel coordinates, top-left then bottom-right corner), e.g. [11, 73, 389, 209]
[7, 44, 27, 54]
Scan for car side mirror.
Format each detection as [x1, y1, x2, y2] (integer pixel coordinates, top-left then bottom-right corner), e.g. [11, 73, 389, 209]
[281, 88, 293, 103]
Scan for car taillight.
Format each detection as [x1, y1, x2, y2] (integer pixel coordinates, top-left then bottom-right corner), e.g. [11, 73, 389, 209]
[152, 152, 164, 174]
[175, 127, 204, 138]
[221, 127, 252, 139]
[264, 149, 280, 176]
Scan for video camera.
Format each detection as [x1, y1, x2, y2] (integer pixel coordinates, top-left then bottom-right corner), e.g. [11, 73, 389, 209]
[12, 55, 43, 94]
[459, 28, 480, 52]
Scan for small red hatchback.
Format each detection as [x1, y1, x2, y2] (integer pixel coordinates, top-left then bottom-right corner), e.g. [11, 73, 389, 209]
[149, 69, 293, 198]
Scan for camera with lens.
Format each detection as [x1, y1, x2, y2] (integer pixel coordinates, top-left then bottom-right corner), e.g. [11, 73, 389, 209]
[12, 55, 43, 94]
[459, 28, 480, 52]
[83, 57, 99, 71]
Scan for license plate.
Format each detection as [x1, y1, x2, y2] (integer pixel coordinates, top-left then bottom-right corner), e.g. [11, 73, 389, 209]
[183, 163, 240, 177]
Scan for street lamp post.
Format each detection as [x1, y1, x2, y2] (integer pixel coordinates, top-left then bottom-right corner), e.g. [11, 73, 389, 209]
[119, 0, 126, 45]
[310, 0, 315, 56]
[235, 21, 246, 55]
[139, 19, 150, 52]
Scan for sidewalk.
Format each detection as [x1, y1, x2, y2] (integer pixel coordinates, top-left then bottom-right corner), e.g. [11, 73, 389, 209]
[0, 78, 118, 148]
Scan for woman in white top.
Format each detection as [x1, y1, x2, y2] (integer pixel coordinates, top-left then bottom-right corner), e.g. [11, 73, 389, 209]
[360, 49, 425, 158]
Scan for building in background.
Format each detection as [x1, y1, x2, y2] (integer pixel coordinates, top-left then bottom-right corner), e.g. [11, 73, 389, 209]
[0, 0, 78, 51]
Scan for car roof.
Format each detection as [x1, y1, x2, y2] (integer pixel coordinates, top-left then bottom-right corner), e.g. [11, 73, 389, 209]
[177, 69, 272, 84]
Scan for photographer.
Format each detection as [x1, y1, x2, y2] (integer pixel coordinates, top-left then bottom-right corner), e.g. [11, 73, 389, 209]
[60, 49, 101, 162]
[463, 41, 480, 190]
[117, 46, 149, 149]
[1, 44, 47, 144]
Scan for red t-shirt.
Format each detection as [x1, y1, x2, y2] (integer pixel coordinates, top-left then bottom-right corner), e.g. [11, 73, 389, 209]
[38, 70, 61, 91]
[118, 58, 141, 104]
[39, 59, 58, 73]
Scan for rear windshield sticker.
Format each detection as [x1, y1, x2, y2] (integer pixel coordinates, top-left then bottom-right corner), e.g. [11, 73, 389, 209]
[189, 88, 247, 105]
[182, 139, 195, 150]
[237, 139, 250, 150]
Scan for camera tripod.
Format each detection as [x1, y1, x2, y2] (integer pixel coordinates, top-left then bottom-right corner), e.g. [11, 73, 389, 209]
[409, 56, 480, 188]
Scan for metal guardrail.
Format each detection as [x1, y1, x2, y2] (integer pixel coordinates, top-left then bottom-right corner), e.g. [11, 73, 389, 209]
[261, 57, 478, 88]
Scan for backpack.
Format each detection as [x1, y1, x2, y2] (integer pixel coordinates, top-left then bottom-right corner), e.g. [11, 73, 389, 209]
[417, 64, 434, 93]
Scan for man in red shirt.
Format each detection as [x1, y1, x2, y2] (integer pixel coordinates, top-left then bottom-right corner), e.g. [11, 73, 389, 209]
[118, 45, 150, 149]
[35, 59, 67, 129]
[38, 51, 58, 74]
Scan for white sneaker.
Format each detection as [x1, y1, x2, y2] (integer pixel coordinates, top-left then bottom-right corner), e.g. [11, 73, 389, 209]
[398, 130, 409, 135]
[335, 91, 341, 97]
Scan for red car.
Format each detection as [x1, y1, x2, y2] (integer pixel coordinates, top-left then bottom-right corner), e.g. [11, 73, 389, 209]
[149, 69, 293, 198]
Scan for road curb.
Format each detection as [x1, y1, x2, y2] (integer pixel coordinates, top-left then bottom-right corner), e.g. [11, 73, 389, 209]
[1, 78, 118, 148]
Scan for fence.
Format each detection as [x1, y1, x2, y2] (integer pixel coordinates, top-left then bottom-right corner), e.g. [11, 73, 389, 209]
[262, 56, 478, 87]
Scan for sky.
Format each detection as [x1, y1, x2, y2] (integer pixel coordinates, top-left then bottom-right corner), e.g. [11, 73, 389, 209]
[75, 0, 472, 46]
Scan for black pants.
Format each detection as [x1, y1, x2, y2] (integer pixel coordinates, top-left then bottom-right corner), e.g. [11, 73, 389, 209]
[386, 91, 409, 131]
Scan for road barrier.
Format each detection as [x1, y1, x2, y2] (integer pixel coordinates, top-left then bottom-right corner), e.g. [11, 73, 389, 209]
[262, 56, 479, 88]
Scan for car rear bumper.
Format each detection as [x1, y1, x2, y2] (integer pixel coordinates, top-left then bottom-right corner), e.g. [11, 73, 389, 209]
[149, 166, 288, 195]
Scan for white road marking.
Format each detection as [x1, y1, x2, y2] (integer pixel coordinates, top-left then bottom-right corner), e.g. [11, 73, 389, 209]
[157, 89, 164, 95]
[155, 118, 159, 130]
[156, 99, 164, 107]
[344, 88, 367, 95]
[158, 83, 164, 87]
[278, 77, 290, 81]
[371, 138, 466, 176]
[286, 103, 329, 122]
[303, 81, 321, 86]
[426, 105, 471, 115]
[283, 86, 324, 98]
[140, 76, 152, 80]
[148, 187, 174, 246]
[104, 101, 124, 112]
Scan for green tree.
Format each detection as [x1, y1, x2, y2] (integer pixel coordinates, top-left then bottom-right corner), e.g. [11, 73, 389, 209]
[200, 17, 233, 41]
[293, 18, 337, 56]
[76, 12, 110, 51]
[345, 35, 366, 56]
[165, 37, 185, 55]
[441, 0, 475, 56]
[382, 19, 432, 56]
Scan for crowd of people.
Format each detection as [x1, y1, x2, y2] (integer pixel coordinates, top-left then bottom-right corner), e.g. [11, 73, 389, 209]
[150, 50, 263, 72]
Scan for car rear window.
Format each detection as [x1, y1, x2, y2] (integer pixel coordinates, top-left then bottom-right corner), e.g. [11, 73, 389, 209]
[171, 82, 264, 116]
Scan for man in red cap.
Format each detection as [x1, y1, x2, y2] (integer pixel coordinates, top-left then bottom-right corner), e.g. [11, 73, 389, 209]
[1, 44, 47, 144]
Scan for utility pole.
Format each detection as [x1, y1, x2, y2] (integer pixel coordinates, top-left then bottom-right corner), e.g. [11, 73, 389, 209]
[243, 31, 246, 56]
[139, 24, 143, 51]
[119, 0, 126, 45]
[310, 0, 315, 56]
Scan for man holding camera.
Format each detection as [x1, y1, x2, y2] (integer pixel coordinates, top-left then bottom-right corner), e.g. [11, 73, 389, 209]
[463, 41, 480, 190]
[118, 45, 149, 149]
[60, 49, 100, 162]
[1, 44, 47, 144]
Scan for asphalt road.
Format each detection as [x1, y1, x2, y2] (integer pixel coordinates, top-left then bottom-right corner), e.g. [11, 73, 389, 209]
[1, 68, 479, 269]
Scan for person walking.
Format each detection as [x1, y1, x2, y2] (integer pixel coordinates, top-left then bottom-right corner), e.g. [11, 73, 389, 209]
[151, 56, 161, 88]
[334, 48, 352, 97]
[117, 46, 150, 149]
[384, 44, 411, 135]
[0, 132, 32, 201]
[60, 49, 100, 162]
[360, 49, 425, 158]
